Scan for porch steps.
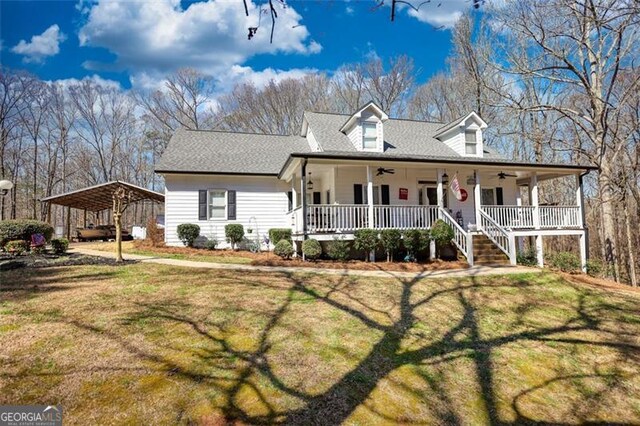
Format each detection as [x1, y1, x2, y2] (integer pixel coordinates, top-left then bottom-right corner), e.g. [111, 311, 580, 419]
[473, 234, 510, 266]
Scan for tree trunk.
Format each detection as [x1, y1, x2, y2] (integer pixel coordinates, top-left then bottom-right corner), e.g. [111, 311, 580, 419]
[623, 198, 637, 287]
[114, 211, 123, 262]
[598, 167, 620, 282]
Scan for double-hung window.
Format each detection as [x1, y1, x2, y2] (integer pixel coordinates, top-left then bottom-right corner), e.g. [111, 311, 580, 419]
[465, 130, 477, 155]
[208, 190, 226, 219]
[362, 122, 377, 150]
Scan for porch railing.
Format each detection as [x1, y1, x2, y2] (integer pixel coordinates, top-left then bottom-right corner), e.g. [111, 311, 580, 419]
[373, 205, 439, 230]
[481, 205, 535, 229]
[307, 204, 369, 232]
[301, 204, 440, 233]
[539, 206, 581, 228]
[479, 209, 515, 264]
[438, 207, 472, 264]
[482, 205, 582, 229]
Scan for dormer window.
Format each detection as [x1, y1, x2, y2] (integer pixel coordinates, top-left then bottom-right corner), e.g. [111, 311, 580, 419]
[362, 122, 377, 150]
[465, 130, 477, 155]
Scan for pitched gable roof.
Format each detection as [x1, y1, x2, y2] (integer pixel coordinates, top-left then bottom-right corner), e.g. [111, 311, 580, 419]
[155, 128, 310, 175]
[303, 111, 504, 159]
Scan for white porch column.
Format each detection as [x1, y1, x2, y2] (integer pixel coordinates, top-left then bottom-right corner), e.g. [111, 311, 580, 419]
[366, 165, 374, 229]
[436, 169, 444, 208]
[575, 173, 584, 228]
[366, 165, 375, 262]
[531, 173, 540, 229]
[579, 231, 587, 272]
[474, 170, 481, 228]
[291, 174, 297, 209]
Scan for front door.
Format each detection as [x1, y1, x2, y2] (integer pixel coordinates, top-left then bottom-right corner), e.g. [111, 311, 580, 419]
[419, 185, 447, 207]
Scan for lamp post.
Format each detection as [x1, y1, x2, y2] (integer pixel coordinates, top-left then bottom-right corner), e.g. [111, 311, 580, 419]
[0, 180, 14, 221]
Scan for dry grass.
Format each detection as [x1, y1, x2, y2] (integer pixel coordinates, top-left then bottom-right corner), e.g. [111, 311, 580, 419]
[78, 240, 470, 272]
[1, 264, 640, 425]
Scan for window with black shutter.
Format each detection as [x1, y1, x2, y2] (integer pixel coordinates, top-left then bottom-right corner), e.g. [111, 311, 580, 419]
[227, 190, 236, 220]
[198, 190, 207, 220]
[353, 184, 363, 204]
[496, 187, 504, 206]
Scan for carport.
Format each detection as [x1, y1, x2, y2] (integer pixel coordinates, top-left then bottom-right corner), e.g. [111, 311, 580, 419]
[41, 181, 164, 261]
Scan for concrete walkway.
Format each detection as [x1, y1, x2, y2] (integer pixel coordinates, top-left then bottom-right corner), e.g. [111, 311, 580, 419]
[71, 246, 540, 280]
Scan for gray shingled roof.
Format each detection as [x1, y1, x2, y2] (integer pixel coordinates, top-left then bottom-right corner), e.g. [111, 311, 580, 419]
[156, 128, 310, 175]
[303, 111, 504, 159]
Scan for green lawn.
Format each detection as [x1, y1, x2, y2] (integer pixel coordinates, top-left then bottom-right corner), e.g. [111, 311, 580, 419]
[1, 264, 639, 424]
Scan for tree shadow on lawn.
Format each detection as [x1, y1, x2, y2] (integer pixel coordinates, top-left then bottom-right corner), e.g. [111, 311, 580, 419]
[54, 269, 640, 424]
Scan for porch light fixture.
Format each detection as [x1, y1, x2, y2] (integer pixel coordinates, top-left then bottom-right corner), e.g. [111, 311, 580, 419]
[306, 173, 314, 191]
[0, 180, 13, 197]
[442, 172, 449, 184]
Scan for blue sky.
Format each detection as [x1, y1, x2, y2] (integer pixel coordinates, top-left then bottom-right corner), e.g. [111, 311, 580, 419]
[0, 0, 473, 92]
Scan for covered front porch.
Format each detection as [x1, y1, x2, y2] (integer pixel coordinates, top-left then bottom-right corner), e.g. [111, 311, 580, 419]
[279, 156, 590, 268]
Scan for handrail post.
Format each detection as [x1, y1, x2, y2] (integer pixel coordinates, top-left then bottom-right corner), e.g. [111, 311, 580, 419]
[508, 233, 517, 265]
[467, 232, 474, 266]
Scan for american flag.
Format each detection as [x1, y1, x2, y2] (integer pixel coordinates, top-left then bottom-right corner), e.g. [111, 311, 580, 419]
[450, 173, 463, 201]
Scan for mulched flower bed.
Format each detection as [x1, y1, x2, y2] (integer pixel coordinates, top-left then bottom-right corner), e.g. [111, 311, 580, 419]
[0, 253, 137, 270]
[130, 240, 469, 272]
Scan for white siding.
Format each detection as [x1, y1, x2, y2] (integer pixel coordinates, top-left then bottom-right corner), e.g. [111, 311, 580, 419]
[306, 128, 321, 152]
[164, 174, 291, 247]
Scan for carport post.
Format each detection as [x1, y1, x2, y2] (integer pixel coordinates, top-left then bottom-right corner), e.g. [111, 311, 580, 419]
[65, 206, 71, 239]
[83, 210, 87, 229]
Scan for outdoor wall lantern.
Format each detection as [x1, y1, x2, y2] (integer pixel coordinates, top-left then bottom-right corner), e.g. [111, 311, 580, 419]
[306, 173, 314, 191]
[0, 180, 13, 197]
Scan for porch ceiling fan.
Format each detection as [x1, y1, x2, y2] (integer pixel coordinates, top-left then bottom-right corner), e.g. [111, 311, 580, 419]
[497, 171, 517, 180]
[377, 167, 395, 176]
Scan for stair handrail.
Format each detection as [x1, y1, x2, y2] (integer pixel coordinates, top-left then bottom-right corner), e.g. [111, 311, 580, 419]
[438, 207, 472, 265]
[478, 208, 516, 264]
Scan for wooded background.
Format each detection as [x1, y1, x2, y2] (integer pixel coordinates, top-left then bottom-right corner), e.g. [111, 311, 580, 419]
[1, 1, 638, 284]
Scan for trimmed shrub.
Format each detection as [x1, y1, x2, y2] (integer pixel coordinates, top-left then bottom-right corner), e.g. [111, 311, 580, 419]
[302, 239, 322, 261]
[268, 228, 292, 245]
[5, 240, 29, 254]
[326, 238, 351, 261]
[204, 239, 218, 250]
[380, 229, 402, 262]
[146, 216, 163, 247]
[517, 247, 538, 266]
[403, 229, 429, 261]
[586, 259, 603, 277]
[177, 223, 200, 247]
[274, 240, 294, 259]
[225, 224, 244, 250]
[0, 220, 54, 247]
[354, 229, 379, 261]
[429, 219, 454, 259]
[547, 251, 580, 273]
[50, 238, 69, 254]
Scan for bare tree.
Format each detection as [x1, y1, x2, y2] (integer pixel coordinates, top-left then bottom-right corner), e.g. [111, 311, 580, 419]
[488, 0, 640, 280]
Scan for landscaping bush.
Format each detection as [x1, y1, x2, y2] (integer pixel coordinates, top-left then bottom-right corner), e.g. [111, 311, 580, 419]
[302, 238, 322, 260]
[380, 229, 402, 262]
[547, 251, 581, 273]
[586, 259, 603, 277]
[268, 228, 292, 245]
[326, 238, 351, 261]
[204, 239, 218, 250]
[274, 240, 294, 259]
[0, 220, 54, 247]
[146, 216, 163, 247]
[177, 223, 200, 247]
[517, 247, 538, 267]
[354, 229, 379, 261]
[50, 238, 69, 254]
[5, 240, 29, 254]
[225, 224, 244, 250]
[402, 229, 429, 262]
[429, 219, 454, 259]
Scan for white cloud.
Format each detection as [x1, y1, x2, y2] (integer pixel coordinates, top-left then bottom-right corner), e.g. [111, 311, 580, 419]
[394, 0, 469, 29]
[49, 74, 122, 91]
[12, 24, 66, 63]
[346, 6, 354, 15]
[78, 0, 321, 76]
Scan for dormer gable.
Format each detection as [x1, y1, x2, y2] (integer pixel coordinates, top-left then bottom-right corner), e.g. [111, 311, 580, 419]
[434, 112, 487, 158]
[339, 101, 388, 153]
[300, 114, 322, 152]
